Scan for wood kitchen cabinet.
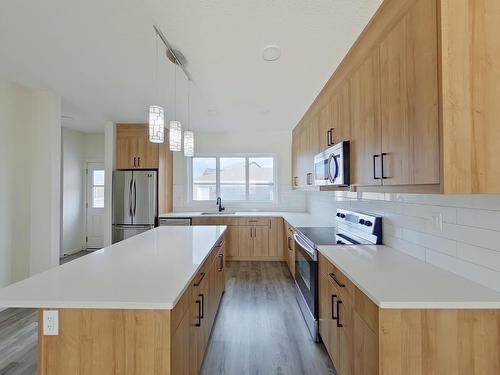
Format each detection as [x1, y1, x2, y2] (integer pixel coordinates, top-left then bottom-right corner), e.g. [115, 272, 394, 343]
[292, 117, 319, 190]
[238, 225, 269, 258]
[192, 216, 284, 261]
[292, 0, 500, 194]
[318, 80, 350, 151]
[284, 220, 295, 277]
[116, 124, 159, 169]
[268, 218, 284, 259]
[318, 254, 500, 375]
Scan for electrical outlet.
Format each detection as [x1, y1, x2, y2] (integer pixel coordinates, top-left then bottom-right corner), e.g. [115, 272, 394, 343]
[431, 212, 443, 232]
[43, 310, 59, 336]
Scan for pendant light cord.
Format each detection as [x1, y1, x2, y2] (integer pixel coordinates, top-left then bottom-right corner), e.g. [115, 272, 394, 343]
[155, 34, 159, 101]
[174, 62, 177, 120]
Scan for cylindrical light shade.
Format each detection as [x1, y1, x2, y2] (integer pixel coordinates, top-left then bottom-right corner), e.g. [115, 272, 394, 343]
[184, 131, 194, 157]
[148, 105, 165, 143]
[169, 120, 182, 151]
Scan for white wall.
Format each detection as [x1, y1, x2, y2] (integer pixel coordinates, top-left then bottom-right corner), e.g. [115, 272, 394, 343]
[0, 81, 33, 286]
[29, 90, 62, 275]
[307, 191, 500, 292]
[172, 131, 306, 212]
[0, 80, 62, 287]
[61, 128, 85, 255]
[61, 128, 105, 256]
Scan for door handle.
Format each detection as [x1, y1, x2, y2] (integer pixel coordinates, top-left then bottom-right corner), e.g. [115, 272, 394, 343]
[381, 153, 388, 179]
[336, 300, 343, 327]
[332, 294, 337, 320]
[199, 293, 205, 319]
[194, 272, 206, 287]
[373, 155, 381, 180]
[329, 272, 345, 288]
[128, 178, 133, 218]
[195, 299, 202, 327]
[133, 180, 137, 216]
[218, 253, 224, 271]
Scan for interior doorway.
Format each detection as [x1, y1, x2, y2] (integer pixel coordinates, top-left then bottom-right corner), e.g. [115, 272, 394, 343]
[86, 162, 105, 249]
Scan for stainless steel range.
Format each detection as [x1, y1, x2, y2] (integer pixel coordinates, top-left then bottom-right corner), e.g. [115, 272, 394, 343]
[293, 209, 382, 342]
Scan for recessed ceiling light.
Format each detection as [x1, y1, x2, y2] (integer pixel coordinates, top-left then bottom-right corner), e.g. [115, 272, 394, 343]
[262, 45, 281, 62]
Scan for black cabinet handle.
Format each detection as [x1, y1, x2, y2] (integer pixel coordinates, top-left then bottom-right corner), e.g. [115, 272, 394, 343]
[381, 153, 388, 179]
[336, 300, 343, 327]
[218, 253, 224, 272]
[373, 155, 381, 180]
[199, 293, 205, 319]
[329, 272, 345, 288]
[194, 272, 206, 287]
[195, 299, 202, 327]
[331, 294, 337, 320]
[133, 157, 136, 167]
[288, 237, 292, 251]
[329, 128, 335, 146]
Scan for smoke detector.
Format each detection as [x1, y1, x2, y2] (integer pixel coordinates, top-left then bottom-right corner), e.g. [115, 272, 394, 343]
[262, 45, 281, 62]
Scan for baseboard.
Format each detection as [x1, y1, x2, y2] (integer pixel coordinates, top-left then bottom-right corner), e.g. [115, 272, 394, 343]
[60, 247, 85, 258]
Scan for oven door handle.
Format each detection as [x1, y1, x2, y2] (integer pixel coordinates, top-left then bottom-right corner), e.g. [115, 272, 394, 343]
[293, 232, 316, 259]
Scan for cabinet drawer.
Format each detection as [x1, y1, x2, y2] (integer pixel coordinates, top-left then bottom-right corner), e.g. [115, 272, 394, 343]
[321, 255, 355, 298]
[237, 217, 270, 226]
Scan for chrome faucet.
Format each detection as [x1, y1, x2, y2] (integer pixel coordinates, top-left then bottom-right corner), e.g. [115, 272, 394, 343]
[216, 197, 225, 212]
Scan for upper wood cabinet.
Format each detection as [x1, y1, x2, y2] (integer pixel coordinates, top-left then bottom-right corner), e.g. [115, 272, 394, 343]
[292, 116, 319, 190]
[116, 124, 159, 169]
[350, 50, 382, 187]
[292, 0, 500, 194]
[378, 0, 439, 186]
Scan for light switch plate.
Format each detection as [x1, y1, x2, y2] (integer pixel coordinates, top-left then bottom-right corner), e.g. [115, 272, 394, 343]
[43, 310, 59, 336]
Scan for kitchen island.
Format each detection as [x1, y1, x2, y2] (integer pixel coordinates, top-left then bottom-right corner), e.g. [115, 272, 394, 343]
[0, 226, 227, 375]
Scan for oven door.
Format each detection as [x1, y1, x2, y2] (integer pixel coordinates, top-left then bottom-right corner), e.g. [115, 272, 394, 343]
[293, 233, 318, 318]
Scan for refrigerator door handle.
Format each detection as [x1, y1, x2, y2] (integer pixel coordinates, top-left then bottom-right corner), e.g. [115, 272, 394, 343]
[133, 179, 137, 217]
[128, 177, 134, 218]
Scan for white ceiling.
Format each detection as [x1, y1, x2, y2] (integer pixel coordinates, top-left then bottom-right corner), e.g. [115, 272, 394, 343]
[0, 0, 382, 133]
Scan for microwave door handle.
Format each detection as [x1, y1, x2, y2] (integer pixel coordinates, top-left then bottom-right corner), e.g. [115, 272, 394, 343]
[327, 154, 335, 183]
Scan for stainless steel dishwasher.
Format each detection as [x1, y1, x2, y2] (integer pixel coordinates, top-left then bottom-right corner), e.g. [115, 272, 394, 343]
[159, 217, 192, 226]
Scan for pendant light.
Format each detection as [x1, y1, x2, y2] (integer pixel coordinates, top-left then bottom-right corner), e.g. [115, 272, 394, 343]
[169, 63, 182, 151]
[149, 35, 165, 143]
[184, 83, 194, 157]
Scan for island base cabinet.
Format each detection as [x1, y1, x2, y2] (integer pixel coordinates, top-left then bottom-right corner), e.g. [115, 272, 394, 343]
[38, 235, 227, 375]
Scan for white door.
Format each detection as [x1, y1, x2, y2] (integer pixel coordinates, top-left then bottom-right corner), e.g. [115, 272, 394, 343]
[86, 162, 105, 249]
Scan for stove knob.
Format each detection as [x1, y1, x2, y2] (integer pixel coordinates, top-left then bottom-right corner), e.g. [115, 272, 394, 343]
[364, 221, 373, 227]
[336, 240, 344, 245]
[340, 213, 346, 218]
[359, 219, 365, 225]
[336, 212, 341, 217]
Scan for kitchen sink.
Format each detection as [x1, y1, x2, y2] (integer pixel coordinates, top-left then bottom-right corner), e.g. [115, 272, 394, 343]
[201, 212, 236, 215]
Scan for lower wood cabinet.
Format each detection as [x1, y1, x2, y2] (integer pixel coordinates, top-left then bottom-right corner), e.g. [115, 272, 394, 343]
[192, 216, 284, 261]
[284, 220, 295, 277]
[318, 254, 500, 375]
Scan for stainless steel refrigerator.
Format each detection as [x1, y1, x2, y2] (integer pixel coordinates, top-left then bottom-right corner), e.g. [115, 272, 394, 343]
[112, 170, 157, 243]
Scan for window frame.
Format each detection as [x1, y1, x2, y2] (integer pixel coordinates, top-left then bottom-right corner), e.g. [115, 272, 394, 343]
[188, 153, 278, 205]
[91, 169, 105, 209]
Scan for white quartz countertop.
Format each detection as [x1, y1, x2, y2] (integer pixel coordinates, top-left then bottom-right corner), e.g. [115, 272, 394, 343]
[318, 245, 500, 309]
[0, 226, 227, 310]
[160, 211, 331, 228]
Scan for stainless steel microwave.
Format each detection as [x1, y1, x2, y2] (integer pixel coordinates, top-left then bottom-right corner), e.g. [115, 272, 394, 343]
[314, 141, 350, 187]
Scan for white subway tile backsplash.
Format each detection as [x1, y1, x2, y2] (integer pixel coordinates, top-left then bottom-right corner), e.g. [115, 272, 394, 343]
[307, 191, 500, 291]
[425, 249, 500, 292]
[457, 243, 500, 272]
[457, 208, 500, 231]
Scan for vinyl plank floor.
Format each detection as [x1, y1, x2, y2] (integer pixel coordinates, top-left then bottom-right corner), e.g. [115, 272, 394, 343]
[201, 261, 336, 375]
